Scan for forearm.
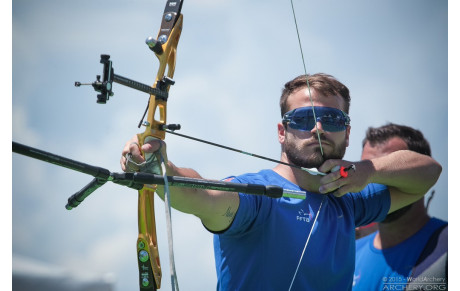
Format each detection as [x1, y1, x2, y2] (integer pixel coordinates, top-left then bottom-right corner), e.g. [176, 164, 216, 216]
[368, 150, 442, 195]
[120, 135, 238, 230]
[155, 161, 209, 214]
[155, 161, 239, 227]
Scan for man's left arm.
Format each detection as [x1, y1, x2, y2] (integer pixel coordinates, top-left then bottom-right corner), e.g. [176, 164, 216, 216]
[318, 150, 442, 213]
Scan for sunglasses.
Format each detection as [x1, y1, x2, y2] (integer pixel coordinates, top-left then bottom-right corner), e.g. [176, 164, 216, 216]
[282, 106, 350, 132]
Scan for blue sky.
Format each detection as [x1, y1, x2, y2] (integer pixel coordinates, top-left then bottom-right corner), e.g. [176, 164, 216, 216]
[11, 0, 449, 290]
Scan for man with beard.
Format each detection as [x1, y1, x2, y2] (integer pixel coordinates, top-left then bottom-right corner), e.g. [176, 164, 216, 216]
[353, 123, 447, 291]
[121, 74, 442, 290]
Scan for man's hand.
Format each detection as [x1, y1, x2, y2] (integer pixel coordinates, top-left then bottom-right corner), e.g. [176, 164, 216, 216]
[318, 159, 373, 197]
[120, 135, 167, 173]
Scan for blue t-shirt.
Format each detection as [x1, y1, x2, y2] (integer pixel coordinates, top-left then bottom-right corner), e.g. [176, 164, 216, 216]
[353, 217, 447, 290]
[212, 169, 390, 291]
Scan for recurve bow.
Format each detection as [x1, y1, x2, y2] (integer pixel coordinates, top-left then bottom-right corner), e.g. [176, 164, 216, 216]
[75, 1, 185, 289]
[135, 1, 183, 290]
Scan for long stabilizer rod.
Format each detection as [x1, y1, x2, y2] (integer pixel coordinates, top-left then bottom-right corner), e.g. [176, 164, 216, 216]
[13, 141, 306, 210]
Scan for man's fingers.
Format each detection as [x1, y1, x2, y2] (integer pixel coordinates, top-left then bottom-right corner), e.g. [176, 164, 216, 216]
[319, 169, 342, 186]
[331, 183, 356, 197]
[121, 136, 143, 172]
[127, 142, 144, 163]
[142, 137, 165, 153]
[319, 178, 342, 194]
[318, 168, 353, 194]
[318, 159, 339, 173]
[142, 142, 159, 153]
[120, 135, 167, 173]
[120, 156, 127, 171]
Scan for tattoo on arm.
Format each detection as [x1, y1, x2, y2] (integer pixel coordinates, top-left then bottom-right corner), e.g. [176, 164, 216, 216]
[223, 207, 236, 222]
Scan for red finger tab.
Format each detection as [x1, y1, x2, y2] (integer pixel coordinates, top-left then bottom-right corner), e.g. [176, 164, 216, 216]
[340, 166, 348, 178]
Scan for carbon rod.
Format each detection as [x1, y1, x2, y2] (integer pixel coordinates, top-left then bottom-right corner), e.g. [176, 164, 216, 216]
[113, 74, 168, 98]
[12, 141, 111, 180]
[12, 141, 307, 211]
[111, 172, 285, 198]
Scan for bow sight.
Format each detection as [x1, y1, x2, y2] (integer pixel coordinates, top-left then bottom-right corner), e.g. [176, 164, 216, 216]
[75, 54, 180, 131]
[75, 54, 173, 104]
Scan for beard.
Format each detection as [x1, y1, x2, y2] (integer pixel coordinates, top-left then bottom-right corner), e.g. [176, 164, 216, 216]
[284, 134, 347, 169]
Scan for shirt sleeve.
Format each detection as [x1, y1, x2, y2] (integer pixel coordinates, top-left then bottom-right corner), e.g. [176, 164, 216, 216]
[216, 175, 272, 237]
[352, 183, 391, 227]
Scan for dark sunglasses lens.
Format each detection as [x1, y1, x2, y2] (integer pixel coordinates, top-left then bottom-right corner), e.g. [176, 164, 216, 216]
[318, 113, 346, 132]
[287, 107, 348, 132]
[290, 111, 315, 131]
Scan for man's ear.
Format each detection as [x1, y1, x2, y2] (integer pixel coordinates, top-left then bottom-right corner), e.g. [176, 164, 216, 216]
[278, 122, 286, 144]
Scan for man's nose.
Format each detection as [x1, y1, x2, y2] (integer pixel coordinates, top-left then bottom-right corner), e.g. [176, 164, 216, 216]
[311, 119, 325, 134]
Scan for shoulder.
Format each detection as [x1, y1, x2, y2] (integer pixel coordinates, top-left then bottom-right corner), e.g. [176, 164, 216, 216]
[428, 217, 448, 229]
[420, 218, 447, 249]
[410, 218, 447, 278]
[349, 184, 391, 226]
[355, 232, 376, 251]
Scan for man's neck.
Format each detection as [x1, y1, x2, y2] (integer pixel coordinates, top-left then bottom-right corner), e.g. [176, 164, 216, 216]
[373, 201, 430, 249]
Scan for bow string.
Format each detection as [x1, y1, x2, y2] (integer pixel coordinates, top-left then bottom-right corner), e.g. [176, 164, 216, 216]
[288, 1, 326, 289]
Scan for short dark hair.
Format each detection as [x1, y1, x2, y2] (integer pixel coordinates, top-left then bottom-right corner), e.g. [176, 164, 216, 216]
[362, 123, 431, 156]
[279, 73, 351, 117]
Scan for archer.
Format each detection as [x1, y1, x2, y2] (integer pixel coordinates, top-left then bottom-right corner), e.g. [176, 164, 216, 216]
[121, 73, 442, 290]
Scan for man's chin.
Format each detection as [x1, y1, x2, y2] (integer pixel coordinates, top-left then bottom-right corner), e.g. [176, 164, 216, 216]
[286, 153, 324, 169]
[306, 156, 325, 169]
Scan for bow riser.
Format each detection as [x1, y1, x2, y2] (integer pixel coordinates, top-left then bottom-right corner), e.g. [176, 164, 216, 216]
[136, 7, 183, 291]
